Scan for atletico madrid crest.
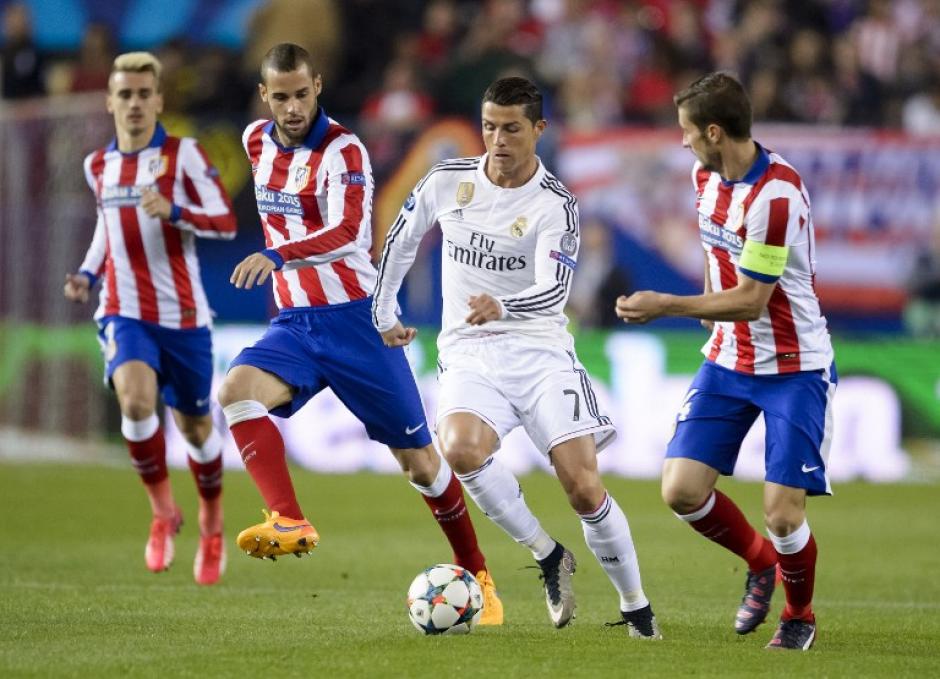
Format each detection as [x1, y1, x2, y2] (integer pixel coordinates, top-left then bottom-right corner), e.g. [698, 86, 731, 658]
[148, 155, 168, 179]
[294, 166, 310, 191]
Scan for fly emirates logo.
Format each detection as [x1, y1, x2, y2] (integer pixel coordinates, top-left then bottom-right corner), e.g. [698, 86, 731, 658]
[446, 231, 527, 271]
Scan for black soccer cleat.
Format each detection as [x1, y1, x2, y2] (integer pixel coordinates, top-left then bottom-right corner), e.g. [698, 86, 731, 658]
[766, 618, 816, 650]
[537, 542, 577, 628]
[735, 564, 777, 634]
[610, 604, 663, 639]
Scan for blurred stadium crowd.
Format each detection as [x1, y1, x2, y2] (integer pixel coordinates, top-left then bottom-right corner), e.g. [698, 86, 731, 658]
[4, 0, 940, 132]
[2, 0, 940, 335]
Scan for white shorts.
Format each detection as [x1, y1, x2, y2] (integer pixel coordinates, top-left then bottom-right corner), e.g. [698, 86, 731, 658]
[436, 336, 616, 456]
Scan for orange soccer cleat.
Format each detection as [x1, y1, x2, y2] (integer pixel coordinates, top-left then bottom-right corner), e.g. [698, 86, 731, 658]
[236, 509, 320, 560]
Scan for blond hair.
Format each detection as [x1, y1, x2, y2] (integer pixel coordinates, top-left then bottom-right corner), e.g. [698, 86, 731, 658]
[111, 51, 162, 89]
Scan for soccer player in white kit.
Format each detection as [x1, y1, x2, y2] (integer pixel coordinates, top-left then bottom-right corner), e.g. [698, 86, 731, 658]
[64, 52, 237, 585]
[616, 72, 836, 650]
[373, 77, 660, 637]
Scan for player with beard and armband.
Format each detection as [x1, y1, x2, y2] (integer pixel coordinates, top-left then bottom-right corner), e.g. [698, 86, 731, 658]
[372, 76, 660, 638]
[217, 43, 503, 625]
[616, 72, 836, 651]
[65, 52, 236, 585]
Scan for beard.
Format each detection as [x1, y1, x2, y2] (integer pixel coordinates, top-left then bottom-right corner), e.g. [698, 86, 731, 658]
[699, 147, 722, 173]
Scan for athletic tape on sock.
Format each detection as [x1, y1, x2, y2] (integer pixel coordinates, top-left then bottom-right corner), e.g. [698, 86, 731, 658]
[676, 491, 716, 522]
[222, 400, 268, 426]
[121, 413, 159, 442]
[410, 453, 452, 498]
[186, 427, 223, 464]
[768, 520, 812, 555]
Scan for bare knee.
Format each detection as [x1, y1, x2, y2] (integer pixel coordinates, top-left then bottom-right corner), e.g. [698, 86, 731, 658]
[438, 430, 489, 475]
[763, 483, 807, 536]
[764, 509, 805, 536]
[176, 415, 213, 447]
[117, 393, 155, 421]
[217, 366, 291, 411]
[216, 375, 244, 409]
[564, 475, 605, 514]
[394, 445, 439, 487]
[661, 476, 712, 516]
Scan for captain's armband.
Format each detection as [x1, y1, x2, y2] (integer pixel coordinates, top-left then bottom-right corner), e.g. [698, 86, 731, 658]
[739, 240, 788, 281]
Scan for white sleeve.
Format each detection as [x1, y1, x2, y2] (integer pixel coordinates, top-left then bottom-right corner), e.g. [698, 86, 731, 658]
[78, 211, 107, 279]
[371, 173, 440, 331]
[497, 198, 579, 319]
[78, 154, 106, 278]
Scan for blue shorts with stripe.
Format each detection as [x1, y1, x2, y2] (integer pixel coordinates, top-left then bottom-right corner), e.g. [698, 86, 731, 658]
[229, 297, 432, 450]
[97, 315, 213, 416]
[665, 360, 838, 496]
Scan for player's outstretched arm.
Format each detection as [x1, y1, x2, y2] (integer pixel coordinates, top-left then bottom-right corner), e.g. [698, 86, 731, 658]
[379, 320, 417, 347]
[230, 252, 278, 290]
[615, 274, 775, 324]
[63, 272, 91, 303]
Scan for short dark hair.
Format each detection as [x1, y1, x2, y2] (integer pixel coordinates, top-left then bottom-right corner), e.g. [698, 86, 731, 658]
[260, 43, 317, 82]
[674, 72, 752, 140]
[482, 77, 543, 124]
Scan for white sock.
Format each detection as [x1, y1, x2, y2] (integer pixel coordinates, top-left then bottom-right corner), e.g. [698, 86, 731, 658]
[580, 493, 649, 612]
[222, 400, 268, 426]
[768, 520, 812, 555]
[185, 427, 223, 464]
[456, 457, 555, 560]
[121, 414, 159, 442]
[410, 453, 452, 498]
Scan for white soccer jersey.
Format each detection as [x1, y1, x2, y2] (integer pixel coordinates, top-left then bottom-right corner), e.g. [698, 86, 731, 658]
[694, 144, 833, 374]
[243, 110, 377, 309]
[372, 154, 579, 355]
[79, 123, 236, 329]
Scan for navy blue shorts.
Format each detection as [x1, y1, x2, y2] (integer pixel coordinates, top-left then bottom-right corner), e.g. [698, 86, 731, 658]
[229, 297, 432, 450]
[666, 360, 838, 496]
[97, 315, 213, 416]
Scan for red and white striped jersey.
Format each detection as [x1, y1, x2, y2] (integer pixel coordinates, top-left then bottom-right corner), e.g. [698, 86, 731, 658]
[79, 123, 237, 329]
[243, 109, 377, 309]
[694, 143, 834, 374]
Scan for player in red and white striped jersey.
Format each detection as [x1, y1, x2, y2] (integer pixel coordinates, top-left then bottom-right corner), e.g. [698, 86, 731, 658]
[64, 52, 236, 585]
[616, 73, 836, 650]
[216, 44, 502, 623]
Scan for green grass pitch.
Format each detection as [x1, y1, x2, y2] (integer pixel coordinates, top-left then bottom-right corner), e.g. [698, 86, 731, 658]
[1, 463, 938, 677]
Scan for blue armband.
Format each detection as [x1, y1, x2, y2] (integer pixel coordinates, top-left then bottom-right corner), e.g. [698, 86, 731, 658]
[169, 204, 182, 222]
[79, 270, 98, 288]
[262, 249, 284, 270]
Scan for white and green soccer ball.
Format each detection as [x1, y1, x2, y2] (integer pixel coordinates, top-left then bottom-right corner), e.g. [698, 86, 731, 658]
[407, 564, 484, 635]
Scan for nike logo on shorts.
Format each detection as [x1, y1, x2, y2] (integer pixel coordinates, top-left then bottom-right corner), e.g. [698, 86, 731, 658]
[801, 464, 821, 473]
[405, 423, 426, 435]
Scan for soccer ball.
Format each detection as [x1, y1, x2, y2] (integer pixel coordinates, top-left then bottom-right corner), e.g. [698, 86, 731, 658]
[406, 564, 484, 635]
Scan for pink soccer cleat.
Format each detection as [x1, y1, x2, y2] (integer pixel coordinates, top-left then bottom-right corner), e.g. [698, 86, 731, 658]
[145, 507, 183, 572]
[194, 532, 226, 585]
